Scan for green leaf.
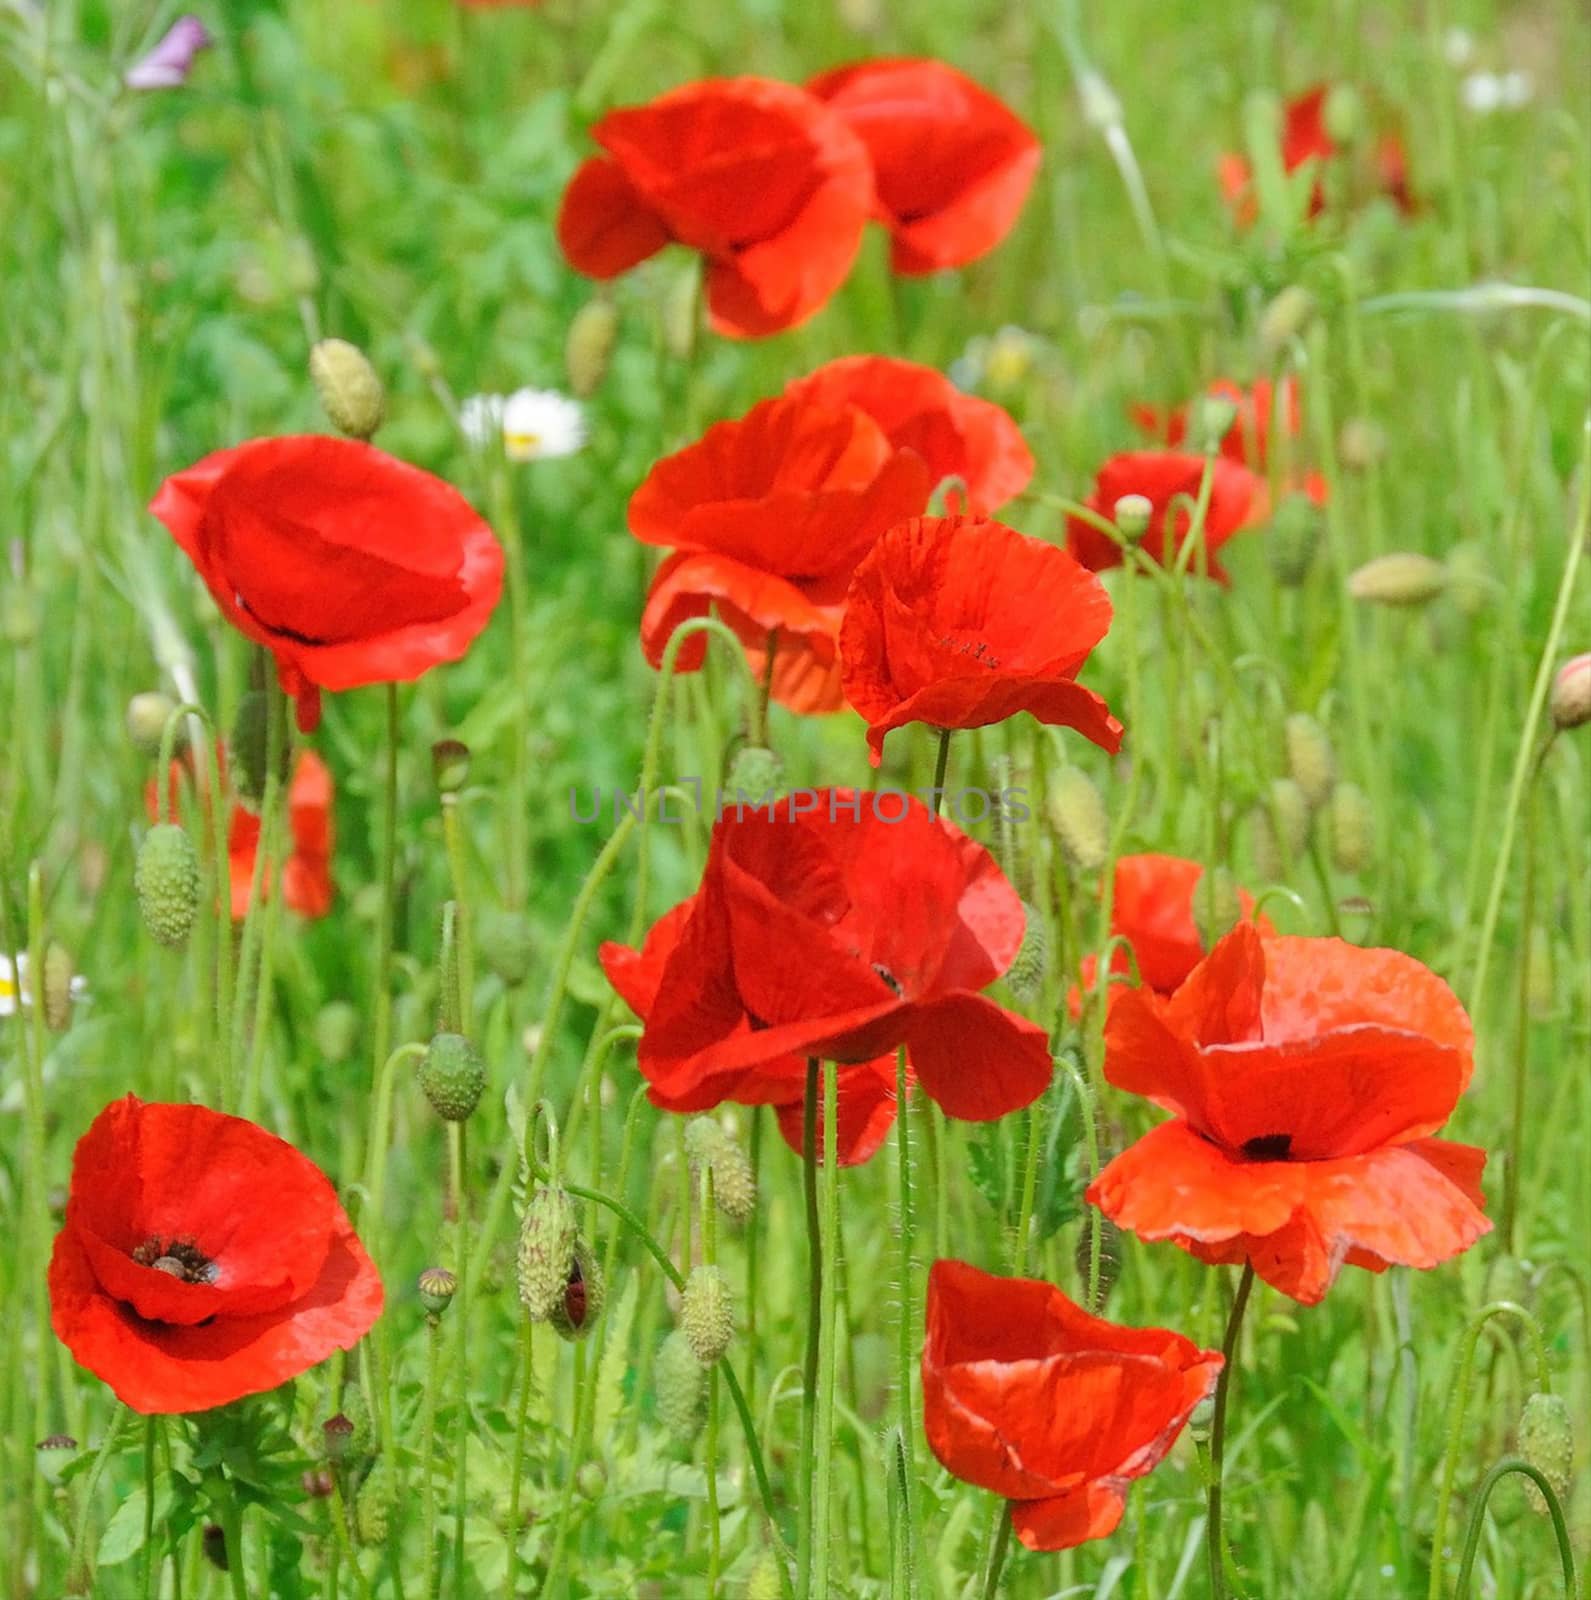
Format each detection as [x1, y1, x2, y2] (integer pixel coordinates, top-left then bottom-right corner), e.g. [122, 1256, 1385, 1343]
[96, 1486, 151, 1567]
[594, 1270, 638, 1440]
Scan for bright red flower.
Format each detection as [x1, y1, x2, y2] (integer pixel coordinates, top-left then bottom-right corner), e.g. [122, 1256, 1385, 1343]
[784, 356, 1032, 514]
[922, 1259, 1222, 1551]
[840, 516, 1122, 767]
[48, 1096, 383, 1414]
[1066, 451, 1266, 583]
[630, 393, 932, 713]
[1087, 923, 1490, 1305]
[150, 436, 503, 733]
[808, 59, 1040, 275]
[557, 78, 874, 338]
[602, 899, 902, 1166]
[611, 792, 1051, 1123]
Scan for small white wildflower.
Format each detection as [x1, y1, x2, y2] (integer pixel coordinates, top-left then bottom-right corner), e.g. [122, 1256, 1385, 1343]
[1443, 28, 1475, 67]
[500, 388, 586, 461]
[948, 325, 1041, 393]
[458, 393, 505, 449]
[1461, 70, 1535, 114]
[0, 952, 88, 1018]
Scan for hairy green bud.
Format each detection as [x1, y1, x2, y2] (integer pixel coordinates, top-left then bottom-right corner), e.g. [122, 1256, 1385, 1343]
[135, 823, 200, 949]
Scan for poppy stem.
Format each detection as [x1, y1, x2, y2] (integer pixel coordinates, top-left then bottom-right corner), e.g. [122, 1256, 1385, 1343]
[753, 629, 778, 746]
[812, 1062, 841, 1598]
[449, 1121, 471, 1600]
[930, 728, 953, 814]
[1450, 1459, 1576, 1599]
[797, 1059, 822, 1600]
[1206, 1260, 1255, 1600]
[893, 1043, 922, 1599]
[979, 1503, 1014, 1599]
[423, 1310, 447, 1598]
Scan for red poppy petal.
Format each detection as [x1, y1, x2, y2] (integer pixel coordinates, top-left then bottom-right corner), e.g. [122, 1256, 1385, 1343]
[904, 993, 1051, 1120]
[772, 1059, 899, 1166]
[1010, 1484, 1127, 1551]
[889, 142, 1042, 273]
[556, 157, 672, 278]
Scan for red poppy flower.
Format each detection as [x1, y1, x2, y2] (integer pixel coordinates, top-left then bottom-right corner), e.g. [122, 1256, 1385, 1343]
[150, 436, 503, 733]
[603, 901, 902, 1166]
[557, 77, 874, 339]
[784, 356, 1032, 514]
[1066, 452, 1266, 583]
[808, 59, 1040, 275]
[1071, 854, 1268, 1012]
[48, 1096, 383, 1414]
[840, 516, 1122, 766]
[922, 1259, 1222, 1551]
[614, 792, 1051, 1123]
[630, 393, 932, 713]
[1087, 923, 1490, 1305]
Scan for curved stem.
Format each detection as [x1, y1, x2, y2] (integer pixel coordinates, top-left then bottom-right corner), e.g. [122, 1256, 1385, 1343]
[1206, 1261, 1255, 1600]
[1451, 1459, 1576, 1599]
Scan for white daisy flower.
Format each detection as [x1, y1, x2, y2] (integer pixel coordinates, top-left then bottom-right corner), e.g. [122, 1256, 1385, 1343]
[1460, 70, 1534, 114]
[0, 951, 88, 1018]
[458, 388, 586, 462]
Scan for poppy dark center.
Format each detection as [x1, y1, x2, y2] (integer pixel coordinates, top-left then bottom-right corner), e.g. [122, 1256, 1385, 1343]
[131, 1235, 220, 1285]
[935, 635, 1002, 670]
[1240, 1133, 1293, 1162]
[872, 962, 904, 995]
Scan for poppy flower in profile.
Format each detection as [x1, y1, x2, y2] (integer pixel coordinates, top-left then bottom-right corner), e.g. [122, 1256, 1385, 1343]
[613, 792, 1051, 1123]
[602, 901, 902, 1167]
[557, 77, 874, 338]
[150, 437, 503, 733]
[1087, 923, 1491, 1305]
[808, 59, 1040, 275]
[1066, 451, 1266, 583]
[48, 1096, 383, 1414]
[922, 1259, 1222, 1551]
[840, 516, 1122, 767]
[630, 393, 932, 713]
[784, 356, 1033, 514]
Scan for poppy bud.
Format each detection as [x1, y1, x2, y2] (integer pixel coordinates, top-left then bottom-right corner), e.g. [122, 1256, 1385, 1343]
[683, 1118, 757, 1223]
[745, 1550, 785, 1600]
[1192, 866, 1242, 951]
[1073, 1214, 1124, 1311]
[432, 738, 471, 795]
[1444, 542, 1493, 617]
[1268, 493, 1321, 588]
[340, 1388, 376, 1457]
[1258, 286, 1317, 359]
[565, 297, 619, 399]
[575, 1460, 607, 1501]
[1518, 1392, 1574, 1517]
[1048, 766, 1109, 875]
[310, 338, 386, 442]
[477, 907, 536, 988]
[322, 1413, 356, 1463]
[418, 1032, 486, 1122]
[1337, 417, 1386, 471]
[550, 1237, 605, 1342]
[681, 1264, 734, 1364]
[354, 1462, 393, 1544]
[1005, 903, 1047, 999]
[1284, 713, 1336, 810]
[1113, 493, 1152, 545]
[1267, 778, 1311, 862]
[135, 823, 200, 948]
[126, 691, 178, 756]
[517, 1185, 581, 1323]
[1327, 782, 1373, 874]
[314, 1000, 360, 1064]
[661, 264, 701, 361]
[41, 942, 76, 1033]
[418, 1266, 457, 1317]
[230, 689, 287, 806]
[1550, 653, 1591, 731]
[654, 1328, 707, 1442]
[1348, 552, 1447, 606]
[1192, 394, 1240, 455]
[725, 744, 783, 806]
[1323, 83, 1363, 145]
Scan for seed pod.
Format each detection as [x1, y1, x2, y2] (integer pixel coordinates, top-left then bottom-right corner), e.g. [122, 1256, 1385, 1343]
[1550, 653, 1591, 732]
[681, 1265, 734, 1365]
[314, 1000, 360, 1064]
[36, 1435, 78, 1487]
[1258, 286, 1317, 358]
[725, 745, 783, 807]
[1284, 714, 1336, 809]
[654, 1328, 707, 1442]
[1269, 778, 1311, 862]
[565, 297, 619, 399]
[41, 942, 76, 1032]
[1005, 904, 1047, 1000]
[575, 1460, 607, 1501]
[322, 1413, 356, 1463]
[354, 1462, 392, 1544]
[1113, 493, 1152, 544]
[1192, 394, 1239, 454]
[684, 1118, 756, 1223]
[310, 338, 386, 441]
[550, 1236, 605, 1342]
[126, 691, 178, 756]
[418, 1032, 485, 1122]
[432, 738, 471, 795]
[417, 1266, 457, 1317]
[135, 823, 200, 949]
[1188, 1393, 1216, 1447]
[1348, 552, 1447, 607]
[1048, 766, 1109, 876]
[1327, 782, 1373, 874]
[1268, 493, 1321, 588]
[1518, 1392, 1574, 1517]
[477, 907, 536, 988]
[517, 1185, 580, 1322]
[1192, 866, 1242, 951]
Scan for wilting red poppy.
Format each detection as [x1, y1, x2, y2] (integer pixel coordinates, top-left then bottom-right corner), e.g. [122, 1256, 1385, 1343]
[612, 792, 1051, 1123]
[808, 59, 1040, 275]
[603, 901, 902, 1166]
[557, 77, 873, 338]
[48, 1096, 383, 1414]
[150, 436, 503, 733]
[1087, 923, 1490, 1305]
[784, 356, 1032, 514]
[922, 1259, 1222, 1551]
[1066, 451, 1266, 582]
[1071, 854, 1268, 1012]
[630, 392, 932, 713]
[840, 516, 1122, 766]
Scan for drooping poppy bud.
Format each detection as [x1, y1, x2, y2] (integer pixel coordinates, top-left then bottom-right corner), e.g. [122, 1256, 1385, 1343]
[516, 1186, 580, 1323]
[1284, 713, 1336, 809]
[550, 1237, 605, 1342]
[310, 339, 386, 442]
[1518, 1392, 1574, 1517]
[1048, 766, 1110, 875]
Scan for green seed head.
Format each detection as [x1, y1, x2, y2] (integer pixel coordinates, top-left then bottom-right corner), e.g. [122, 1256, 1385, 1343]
[516, 1185, 580, 1323]
[1112, 493, 1153, 545]
[1284, 713, 1336, 810]
[1073, 1214, 1124, 1310]
[654, 1328, 707, 1442]
[354, 1461, 392, 1544]
[1518, 1392, 1574, 1517]
[681, 1264, 734, 1365]
[42, 942, 76, 1033]
[417, 1266, 457, 1317]
[135, 823, 200, 949]
[1268, 777, 1311, 862]
[565, 297, 619, 399]
[418, 1032, 486, 1122]
[1258, 285, 1318, 359]
[745, 1550, 786, 1600]
[313, 1000, 360, 1064]
[310, 338, 386, 441]
[1327, 781, 1373, 875]
[1048, 765, 1109, 876]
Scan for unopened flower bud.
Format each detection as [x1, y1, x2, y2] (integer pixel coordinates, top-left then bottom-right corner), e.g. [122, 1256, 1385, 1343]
[1048, 765, 1109, 875]
[745, 1550, 786, 1600]
[1268, 493, 1322, 588]
[1284, 713, 1336, 809]
[684, 1118, 757, 1223]
[681, 1264, 734, 1364]
[135, 823, 200, 948]
[418, 1032, 485, 1122]
[1348, 552, 1447, 606]
[477, 907, 536, 988]
[1192, 394, 1239, 454]
[322, 1413, 356, 1463]
[1550, 653, 1591, 731]
[1005, 904, 1047, 999]
[1258, 286, 1317, 358]
[517, 1186, 580, 1322]
[417, 1266, 457, 1317]
[42, 943, 77, 1032]
[654, 1328, 707, 1441]
[1268, 778, 1311, 861]
[565, 297, 619, 399]
[726, 745, 783, 806]
[432, 738, 471, 795]
[36, 1434, 78, 1486]
[340, 1388, 376, 1456]
[126, 691, 178, 756]
[1323, 83, 1363, 145]
[1189, 1393, 1216, 1446]
[1113, 493, 1153, 545]
[550, 1237, 605, 1342]
[1193, 866, 1243, 950]
[1327, 782, 1373, 874]
[1337, 417, 1385, 471]
[314, 1000, 360, 1064]
[310, 338, 386, 441]
[575, 1459, 607, 1501]
[354, 1462, 392, 1543]
[1518, 1392, 1574, 1517]
[230, 689, 286, 806]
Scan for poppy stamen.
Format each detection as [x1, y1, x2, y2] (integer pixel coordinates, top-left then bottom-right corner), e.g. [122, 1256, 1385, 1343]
[131, 1235, 219, 1284]
[872, 962, 903, 995]
[1240, 1133, 1293, 1162]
